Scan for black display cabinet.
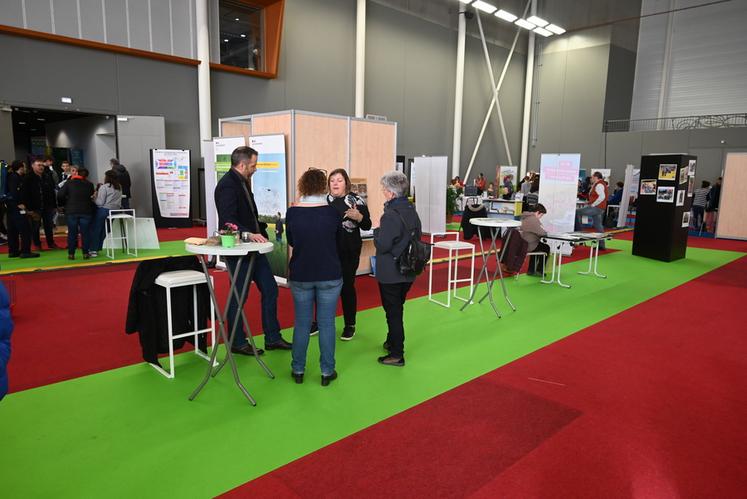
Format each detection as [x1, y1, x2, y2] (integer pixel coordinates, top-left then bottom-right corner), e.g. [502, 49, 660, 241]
[632, 154, 696, 262]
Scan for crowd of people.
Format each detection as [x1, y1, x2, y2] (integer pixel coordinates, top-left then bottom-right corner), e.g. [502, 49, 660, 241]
[4, 156, 131, 259]
[216, 146, 421, 386]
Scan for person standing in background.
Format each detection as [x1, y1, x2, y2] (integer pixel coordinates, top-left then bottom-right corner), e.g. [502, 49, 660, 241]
[57, 168, 95, 260]
[574, 172, 608, 250]
[274, 212, 284, 242]
[111, 158, 132, 209]
[705, 177, 721, 233]
[6, 161, 38, 259]
[88, 170, 123, 257]
[691, 180, 711, 231]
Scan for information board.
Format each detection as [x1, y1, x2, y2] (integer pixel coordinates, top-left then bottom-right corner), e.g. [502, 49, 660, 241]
[539, 153, 581, 234]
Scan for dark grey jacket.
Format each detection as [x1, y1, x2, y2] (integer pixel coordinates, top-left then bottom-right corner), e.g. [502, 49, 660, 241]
[374, 197, 422, 284]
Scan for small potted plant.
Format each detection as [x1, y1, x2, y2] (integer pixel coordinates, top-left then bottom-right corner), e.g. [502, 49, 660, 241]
[219, 223, 239, 248]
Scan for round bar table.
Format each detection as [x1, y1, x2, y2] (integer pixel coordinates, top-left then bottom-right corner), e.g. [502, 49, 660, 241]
[185, 241, 275, 406]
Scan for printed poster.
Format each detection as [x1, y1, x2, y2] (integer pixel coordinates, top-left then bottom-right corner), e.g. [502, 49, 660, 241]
[250, 134, 289, 279]
[539, 153, 581, 234]
[152, 149, 190, 218]
[498, 165, 518, 191]
[214, 136, 246, 180]
[658, 164, 677, 181]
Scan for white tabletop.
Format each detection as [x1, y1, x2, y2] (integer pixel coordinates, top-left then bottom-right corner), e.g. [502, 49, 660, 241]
[469, 218, 521, 228]
[185, 241, 275, 256]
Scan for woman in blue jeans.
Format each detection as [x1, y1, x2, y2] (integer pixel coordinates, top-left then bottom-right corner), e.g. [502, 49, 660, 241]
[88, 170, 122, 257]
[285, 168, 342, 386]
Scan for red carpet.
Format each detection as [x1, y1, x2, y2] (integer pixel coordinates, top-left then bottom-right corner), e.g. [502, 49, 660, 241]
[224, 255, 747, 498]
[6, 242, 606, 393]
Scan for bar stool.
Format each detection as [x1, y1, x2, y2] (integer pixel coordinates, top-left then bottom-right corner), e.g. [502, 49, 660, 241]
[153, 270, 217, 379]
[105, 209, 137, 259]
[428, 232, 475, 308]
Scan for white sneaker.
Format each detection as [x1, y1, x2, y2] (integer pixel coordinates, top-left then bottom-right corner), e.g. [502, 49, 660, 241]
[89, 251, 98, 257]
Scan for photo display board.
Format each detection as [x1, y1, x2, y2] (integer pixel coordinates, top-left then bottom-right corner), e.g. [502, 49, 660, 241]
[539, 153, 581, 234]
[632, 154, 696, 262]
[250, 134, 289, 279]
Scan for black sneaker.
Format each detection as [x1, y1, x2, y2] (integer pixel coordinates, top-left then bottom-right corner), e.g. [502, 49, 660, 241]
[292, 371, 304, 384]
[309, 322, 319, 337]
[341, 325, 355, 341]
[231, 344, 265, 356]
[20, 252, 40, 259]
[265, 338, 292, 350]
[378, 355, 405, 367]
[321, 370, 338, 386]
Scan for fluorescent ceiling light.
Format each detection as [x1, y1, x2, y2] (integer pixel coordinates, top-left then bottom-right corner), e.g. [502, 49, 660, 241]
[534, 27, 553, 37]
[514, 19, 536, 30]
[18, 121, 26, 125]
[240, 34, 246, 38]
[527, 16, 548, 27]
[60, 97, 72, 104]
[472, 1, 497, 14]
[495, 10, 517, 22]
[458, 0, 473, 4]
[223, 38, 228, 42]
[546, 24, 566, 35]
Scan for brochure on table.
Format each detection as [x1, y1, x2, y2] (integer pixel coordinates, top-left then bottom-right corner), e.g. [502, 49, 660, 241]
[250, 134, 289, 280]
[151, 149, 190, 219]
[539, 153, 581, 237]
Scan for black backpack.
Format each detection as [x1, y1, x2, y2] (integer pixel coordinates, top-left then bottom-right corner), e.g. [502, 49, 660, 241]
[392, 209, 430, 277]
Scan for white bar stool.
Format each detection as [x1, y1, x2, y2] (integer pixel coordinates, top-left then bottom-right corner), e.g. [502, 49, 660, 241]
[105, 209, 138, 259]
[153, 270, 217, 378]
[428, 232, 475, 308]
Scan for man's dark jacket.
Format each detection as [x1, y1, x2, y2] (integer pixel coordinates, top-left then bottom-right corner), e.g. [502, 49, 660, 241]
[20, 173, 43, 211]
[126, 256, 209, 365]
[57, 177, 94, 215]
[214, 168, 268, 238]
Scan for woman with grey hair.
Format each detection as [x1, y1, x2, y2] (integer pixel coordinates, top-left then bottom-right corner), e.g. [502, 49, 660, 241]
[373, 171, 421, 367]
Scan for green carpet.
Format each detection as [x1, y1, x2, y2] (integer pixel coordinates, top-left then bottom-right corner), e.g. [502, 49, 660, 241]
[0, 240, 742, 498]
[0, 241, 190, 274]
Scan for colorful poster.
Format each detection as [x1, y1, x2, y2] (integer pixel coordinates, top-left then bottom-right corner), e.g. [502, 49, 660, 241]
[213, 136, 246, 180]
[152, 149, 191, 218]
[640, 179, 657, 195]
[656, 186, 675, 203]
[539, 153, 581, 234]
[498, 165, 518, 192]
[250, 134, 289, 279]
[658, 164, 677, 181]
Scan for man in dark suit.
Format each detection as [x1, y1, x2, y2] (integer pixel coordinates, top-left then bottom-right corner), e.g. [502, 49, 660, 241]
[215, 146, 291, 355]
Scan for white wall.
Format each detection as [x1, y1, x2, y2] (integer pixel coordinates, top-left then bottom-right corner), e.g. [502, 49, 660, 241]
[45, 116, 116, 183]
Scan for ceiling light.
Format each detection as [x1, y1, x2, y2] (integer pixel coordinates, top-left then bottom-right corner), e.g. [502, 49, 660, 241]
[472, 1, 497, 14]
[37, 118, 45, 121]
[223, 38, 228, 42]
[240, 34, 246, 38]
[546, 24, 566, 35]
[495, 10, 517, 22]
[514, 19, 536, 30]
[61, 97, 72, 104]
[234, 17, 239, 21]
[458, 0, 473, 3]
[534, 27, 552, 37]
[18, 121, 26, 125]
[527, 16, 548, 27]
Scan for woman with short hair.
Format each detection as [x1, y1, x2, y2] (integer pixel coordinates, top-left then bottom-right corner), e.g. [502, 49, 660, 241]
[285, 169, 343, 386]
[374, 171, 421, 367]
[326, 168, 371, 340]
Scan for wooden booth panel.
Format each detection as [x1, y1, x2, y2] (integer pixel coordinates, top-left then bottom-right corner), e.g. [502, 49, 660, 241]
[350, 120, 397, 228]
[220, 122, 252, 144]
[716, 152, 747, 240]
[294, 113, 348, 201]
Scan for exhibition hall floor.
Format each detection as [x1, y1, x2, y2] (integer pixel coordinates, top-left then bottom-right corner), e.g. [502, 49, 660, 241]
[1, 237, 746, 497]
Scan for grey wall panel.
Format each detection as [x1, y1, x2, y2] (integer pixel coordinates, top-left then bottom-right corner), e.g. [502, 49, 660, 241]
[641, 129, 690, 155]
[604, 45, 636, 121]
[0, 1, 24, 26]
[26, 0, 54, 32]
[116, 115, 165, 216]
[0, 34, 118, 113]
[150, 0, 171, 55]
[52, 0, 80, 38]
[0, 110, 14, 162]
[603, 131, 643, 177]
[80, 0, 105, 42]
[688, 147, 724, 185]
[127, 0, 150, 51]
[104, 0, 128, 46]
[282, 0, 355, 116]
[170, 0, 192, 59]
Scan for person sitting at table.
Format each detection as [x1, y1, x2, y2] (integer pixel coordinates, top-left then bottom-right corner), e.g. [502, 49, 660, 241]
[520, 203, 549, 276]
[374, 171, 422, 367]
[608, 181, 624, 206]
[215, 146, 292, 356]
[574, 171, 608, 250]
[486, 182, 495, 197]
[285, 169, 343, 386]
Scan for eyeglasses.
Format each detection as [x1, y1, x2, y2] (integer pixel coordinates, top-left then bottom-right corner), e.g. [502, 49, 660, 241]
[308, 167, 327, 175]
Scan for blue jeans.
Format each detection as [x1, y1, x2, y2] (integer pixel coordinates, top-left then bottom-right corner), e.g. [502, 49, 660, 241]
[290, 279, 343, 376]
[89, 207, 110, 252]
[67, 214, 92, 255]
[575, 205, 606, 249]
[225, 254, 282, 347]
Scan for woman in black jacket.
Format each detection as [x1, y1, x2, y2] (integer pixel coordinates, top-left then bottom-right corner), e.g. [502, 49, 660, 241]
[57, 168, 95, 259]
[326, 168, 371, 340]
[5, 161, 38, 259]
[374, 171, 421, 367]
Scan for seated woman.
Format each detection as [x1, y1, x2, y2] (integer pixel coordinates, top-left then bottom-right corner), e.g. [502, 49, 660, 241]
[374, 171, 422, 367]
[519, 203, 549, 276]
[285, 169, 343, 386]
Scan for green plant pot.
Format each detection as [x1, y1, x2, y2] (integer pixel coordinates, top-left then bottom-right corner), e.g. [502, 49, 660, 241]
[221, 234, 236, 248]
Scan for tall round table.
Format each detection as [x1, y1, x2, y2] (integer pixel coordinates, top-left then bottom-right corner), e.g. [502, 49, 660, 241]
[185, 241, 275, 406]
[460, 218, 521, 317]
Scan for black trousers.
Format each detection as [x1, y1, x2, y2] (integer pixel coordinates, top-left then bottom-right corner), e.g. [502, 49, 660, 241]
[339, 250, 361, 327]
[378, 281, 412, 358]
[42, 207, 56, 245]
[7, 208, 31, 255]
[528, 242, 550, 275]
